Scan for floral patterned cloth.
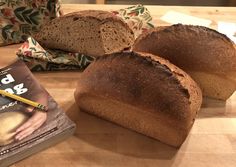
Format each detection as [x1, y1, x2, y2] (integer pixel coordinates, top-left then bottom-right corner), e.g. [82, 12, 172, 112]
[17, 37, 94, 71]
[17, 4, 154, 71]
[112, 4, 154, 38]
[0, 0, 61, 46]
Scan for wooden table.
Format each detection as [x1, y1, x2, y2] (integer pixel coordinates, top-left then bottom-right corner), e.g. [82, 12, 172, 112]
[0, 4, 236, 167]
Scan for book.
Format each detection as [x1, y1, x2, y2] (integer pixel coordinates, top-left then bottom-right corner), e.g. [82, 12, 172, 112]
[0, 60, 76, 167]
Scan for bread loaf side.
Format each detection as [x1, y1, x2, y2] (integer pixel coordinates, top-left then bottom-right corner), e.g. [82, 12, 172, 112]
[74, 51, 202, 147]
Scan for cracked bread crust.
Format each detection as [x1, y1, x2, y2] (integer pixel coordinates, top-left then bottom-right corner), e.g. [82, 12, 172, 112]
[75, 51, 202, 147]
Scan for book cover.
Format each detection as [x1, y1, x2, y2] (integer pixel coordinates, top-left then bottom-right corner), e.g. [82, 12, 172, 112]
[0, 60, 76, 167]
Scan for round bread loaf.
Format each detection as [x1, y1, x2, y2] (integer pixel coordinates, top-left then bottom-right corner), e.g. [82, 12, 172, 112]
[0, 112, 28, 146]
[132, 24, 236, 100]
[74, 51, 202, 147]
[34, 10, 135, 57]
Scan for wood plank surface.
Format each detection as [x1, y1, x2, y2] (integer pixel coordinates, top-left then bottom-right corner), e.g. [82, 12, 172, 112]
[0, 4, 235, 167]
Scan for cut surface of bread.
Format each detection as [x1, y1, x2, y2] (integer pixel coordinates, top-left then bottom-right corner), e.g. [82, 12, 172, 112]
[34, 10, 134, 57]
[75, 51, 202, 147]
[133, 24, 236, 100]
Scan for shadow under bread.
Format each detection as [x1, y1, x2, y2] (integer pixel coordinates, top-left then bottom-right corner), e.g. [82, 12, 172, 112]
[198, 93, 236, 118]
[65, 102, 178, 160]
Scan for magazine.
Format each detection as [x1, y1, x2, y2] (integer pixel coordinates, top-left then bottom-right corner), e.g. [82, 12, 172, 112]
[0, 60, 76, 167]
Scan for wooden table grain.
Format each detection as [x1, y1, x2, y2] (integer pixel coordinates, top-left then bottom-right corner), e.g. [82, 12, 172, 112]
[0, 4, 236, 167]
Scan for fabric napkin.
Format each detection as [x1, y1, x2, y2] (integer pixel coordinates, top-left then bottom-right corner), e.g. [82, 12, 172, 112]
[17, 4, 154, 71]
[0, 0, 61, 46]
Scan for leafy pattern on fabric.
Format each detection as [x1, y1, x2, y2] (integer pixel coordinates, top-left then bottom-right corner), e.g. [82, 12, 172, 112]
[17, 37, 95, 71]
[0, 0, 61, 46]
[112, 4, 154, 38]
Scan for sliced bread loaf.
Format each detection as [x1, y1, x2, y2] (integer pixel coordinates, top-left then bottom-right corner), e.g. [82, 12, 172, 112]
[34, 10, 135, 57]
[133, 24, 236, 100]
[74, 51, 202, 147]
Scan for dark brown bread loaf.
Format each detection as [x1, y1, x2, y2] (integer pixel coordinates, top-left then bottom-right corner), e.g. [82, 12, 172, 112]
[34, 10, 135, 57]
[133, 24, 236, 100]
[74, 51, 202, 147]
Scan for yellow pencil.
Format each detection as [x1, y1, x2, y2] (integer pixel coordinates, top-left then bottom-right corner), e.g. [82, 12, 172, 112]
[0, 89, 48, 112]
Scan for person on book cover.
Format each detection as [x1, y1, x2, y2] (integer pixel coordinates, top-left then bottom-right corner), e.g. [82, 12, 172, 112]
[15, 74, 49, 142]
[0, 60, 49, 145]
[14, 91, 48, 141]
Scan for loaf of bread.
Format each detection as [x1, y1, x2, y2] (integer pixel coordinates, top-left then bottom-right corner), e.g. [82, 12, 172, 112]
[74, 51, 202, 147]
[34, 10, 135, 57]
[0, 112, 28, 146]
[133, 24, 236, 100]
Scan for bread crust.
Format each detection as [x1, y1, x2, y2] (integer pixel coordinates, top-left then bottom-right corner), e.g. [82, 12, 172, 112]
[64, 10, 133, 32]
[133, 24, 236, 72]
[66, 10, 123, 22]
[75, 51, 202, 147]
